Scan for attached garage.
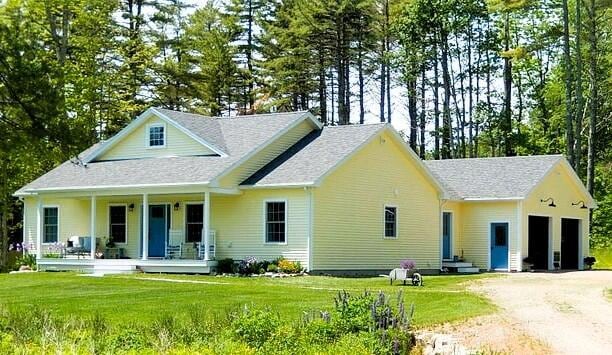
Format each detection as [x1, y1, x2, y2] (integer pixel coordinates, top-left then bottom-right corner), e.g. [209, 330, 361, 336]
[426, 155, 595, 272]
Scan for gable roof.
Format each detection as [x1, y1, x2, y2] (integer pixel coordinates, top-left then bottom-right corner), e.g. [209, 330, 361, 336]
[241, 123, 387, 187]
[241, 124, 448, 197]
[15, 109, 318, 195]
[424, 155, 594, 204]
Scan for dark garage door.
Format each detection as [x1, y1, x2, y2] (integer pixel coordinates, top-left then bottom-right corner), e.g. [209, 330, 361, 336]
[561, 218, 580, 269]
[528, 216, 550, 270]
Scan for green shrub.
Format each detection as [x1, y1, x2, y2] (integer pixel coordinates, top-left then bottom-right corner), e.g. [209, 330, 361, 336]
[216, 258, 235, 274]
[266, 264, 278, 272]
[230, 306, 280, 349]
[107, 324, 148, 352]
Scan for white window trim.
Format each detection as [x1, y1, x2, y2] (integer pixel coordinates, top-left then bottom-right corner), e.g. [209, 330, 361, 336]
[42, 205, 60, 245]
[263, 199, 288, 245]
[145, 122, 167, 149]
[183, 201, 204, 243]
[107, 204, 128, 245]
[383, 204, 398, 239]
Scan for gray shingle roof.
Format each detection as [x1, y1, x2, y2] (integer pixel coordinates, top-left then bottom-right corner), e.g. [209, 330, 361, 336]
[16, 109, 312, 194]
[242, 123, 387, 186]
[424, 155, 564, 200]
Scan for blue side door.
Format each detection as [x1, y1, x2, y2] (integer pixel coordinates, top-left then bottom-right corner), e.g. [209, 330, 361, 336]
[490, 223, 509, 269]
[442, 212, 452, 260]
[148, 205, 167, 257]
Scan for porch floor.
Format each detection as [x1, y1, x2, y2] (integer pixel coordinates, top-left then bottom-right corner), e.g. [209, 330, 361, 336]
[37, 258, 217, 275]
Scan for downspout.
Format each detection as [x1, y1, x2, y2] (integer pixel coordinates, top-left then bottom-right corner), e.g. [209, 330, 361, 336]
[307, 187, 314, 272]
[516, 200, 523, 272]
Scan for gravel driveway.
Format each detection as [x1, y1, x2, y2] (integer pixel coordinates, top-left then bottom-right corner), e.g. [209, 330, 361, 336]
[475, 271, 612, 355]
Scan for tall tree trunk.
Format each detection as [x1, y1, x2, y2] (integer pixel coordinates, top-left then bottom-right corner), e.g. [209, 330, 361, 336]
[419, 64, 426, 159]
[441, 31, 452, 159]
[379, 0, 387, 123]
[318, 50, 327, 125]
[574, 0, 584, 175]
[336, 19, 347, 125]
[246, 0, 255, 109]
[475, 25, 481, 158]
[454, 34, 467, 158]
[408, 77, 418, 151]
[586, 0, 597, 195]
[502, 12, 513, 156]
[562, 0, 575, 166]
[433, 39, 440, 160]
[485, 24, 493, 156]
[467, 23, 474, 158]
[385, 0, 391, 123]
[358, 34, 365, 124]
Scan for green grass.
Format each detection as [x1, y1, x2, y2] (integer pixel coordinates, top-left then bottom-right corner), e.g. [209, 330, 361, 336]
[0, 273, 496, 327]
[592, 248, 612, 269]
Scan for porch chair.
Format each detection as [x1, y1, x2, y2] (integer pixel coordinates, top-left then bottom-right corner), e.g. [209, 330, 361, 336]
[64, 236, 91, 259]
[197, 230, 216, 260]
[166, 229, 183, 259]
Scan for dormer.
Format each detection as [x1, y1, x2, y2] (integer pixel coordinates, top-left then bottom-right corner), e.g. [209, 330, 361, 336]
[85, 108, 226, 162]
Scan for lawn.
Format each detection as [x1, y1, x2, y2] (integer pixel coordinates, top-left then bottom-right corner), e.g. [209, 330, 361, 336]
[593, 248, 612, 269]
[0, 272, 496, 327]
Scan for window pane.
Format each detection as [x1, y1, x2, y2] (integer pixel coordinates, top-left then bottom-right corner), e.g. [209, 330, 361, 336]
[266, 202, 286, 243]
[186, 204, 203, 223]
[149, 126, 165, 146]
[385, 207, 396, 237]
[495, 226, 507, 246]
[186, 204, 204, 243]
[43, 207, 58, 243]
[110, 224, 126, 243]
[110, 206, 126, 224]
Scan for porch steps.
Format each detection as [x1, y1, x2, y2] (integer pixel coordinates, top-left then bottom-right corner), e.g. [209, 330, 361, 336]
[93, 263, 137, 275]
[457, 267, 480, 273]
[442, 261, 480, 274]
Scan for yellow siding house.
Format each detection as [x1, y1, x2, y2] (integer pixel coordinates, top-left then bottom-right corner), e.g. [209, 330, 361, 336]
[15, 107, 595, 274]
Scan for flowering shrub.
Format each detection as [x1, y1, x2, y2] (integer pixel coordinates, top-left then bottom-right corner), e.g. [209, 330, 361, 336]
[399, 259, 416, 270]
[277, 258, 302, 274]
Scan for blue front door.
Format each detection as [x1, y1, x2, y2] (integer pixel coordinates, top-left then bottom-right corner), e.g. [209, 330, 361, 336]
[148, 205, 167, 257]
[442, 212, 452, 260]
[490, 223, 509, 269]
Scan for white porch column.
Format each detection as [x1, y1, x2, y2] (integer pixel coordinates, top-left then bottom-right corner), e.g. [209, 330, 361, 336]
[36, 197, 42, 259]
[142, 193, 149, 260]
[90, 196, 96, 259]
[204, 191, 210, 261]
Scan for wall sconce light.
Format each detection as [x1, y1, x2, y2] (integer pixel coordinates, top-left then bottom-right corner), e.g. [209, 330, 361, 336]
[540, 197, 556, 207]
[571, 200, 588, 209]
[174, 202, 180, 211]
[128, 203, 135, 212]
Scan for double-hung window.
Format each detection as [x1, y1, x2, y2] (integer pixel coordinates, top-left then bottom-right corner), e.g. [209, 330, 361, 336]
[43, 207, 59, 243]
[186, 204, 204, 243]
[265, 201, 286, 243]
[109, 205, 127, 244]
[384, 206, 397, 238]
[147, 124, 165, 147]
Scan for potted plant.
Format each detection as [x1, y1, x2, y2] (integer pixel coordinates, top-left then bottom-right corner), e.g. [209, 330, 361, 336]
[105, 236, 115, 248]
[584, 256, 596, 270]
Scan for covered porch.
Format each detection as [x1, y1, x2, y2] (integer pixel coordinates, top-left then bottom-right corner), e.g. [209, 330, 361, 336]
[24, 188, 236, 274]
